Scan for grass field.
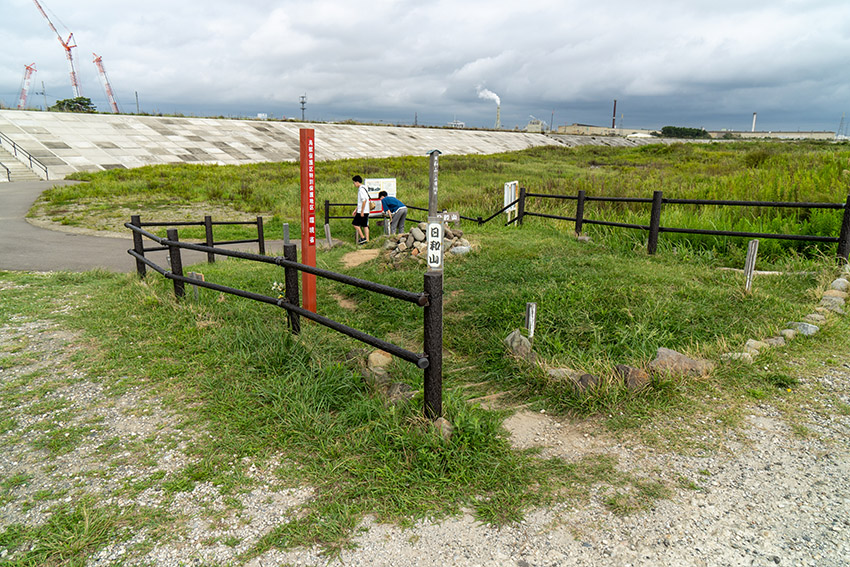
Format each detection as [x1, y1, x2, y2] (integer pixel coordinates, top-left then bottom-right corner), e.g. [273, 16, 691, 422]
[4, 139, 850, 561]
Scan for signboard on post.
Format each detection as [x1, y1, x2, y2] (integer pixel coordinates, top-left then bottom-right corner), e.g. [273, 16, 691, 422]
[364, 178, 396, 216]
[299, 128, 317, 313]
[504, 181, 519, 224]
[427, 220, 444, 271]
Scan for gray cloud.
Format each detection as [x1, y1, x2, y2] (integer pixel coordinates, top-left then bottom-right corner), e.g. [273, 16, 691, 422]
[2, 0, 848, 132]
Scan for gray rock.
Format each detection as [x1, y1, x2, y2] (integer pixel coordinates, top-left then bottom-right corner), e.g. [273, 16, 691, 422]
[823, 289, 848, 299]
[410, 227, 426, 242]
[575, 373, 600, 391]
[434, 417, 453, 441]
[504, 329, 534, 361]
[829, 278, 850, 292]
[787, 321, 819, 336]
[803, 313, 826, 324]
[820, 296, 846, 314]
[763, 336, 786, 347]
[406, 235, 415, 248]
[614, 364, 650, 390]
[744, 339, 769, 354]
[577, 235, 592, 243]
[397, 241, 408, 252]
[546, 367, 580, 381]
[418, 222, 427, 232]
[649, 347, 716, 376]
[383, 240, 396, 250]
[779, 328, 797, 341]
[449, 246, 471, 255]
[443, 226, 455, 239]
[368, 349, 393, 369]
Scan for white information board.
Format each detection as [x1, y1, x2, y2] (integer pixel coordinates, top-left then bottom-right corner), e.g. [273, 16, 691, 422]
[364, 178, 397, 216]
[504, 180, 519, 223]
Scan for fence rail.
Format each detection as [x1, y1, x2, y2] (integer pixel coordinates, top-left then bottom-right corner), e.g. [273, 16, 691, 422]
[516, 188, 850, 259]
[125, 219, 444, 419]
[130, 214, 265, 261]
[0, 132, 49, 179]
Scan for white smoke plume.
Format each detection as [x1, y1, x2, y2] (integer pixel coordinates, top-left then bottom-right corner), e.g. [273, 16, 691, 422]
[477, 86, 500, 106]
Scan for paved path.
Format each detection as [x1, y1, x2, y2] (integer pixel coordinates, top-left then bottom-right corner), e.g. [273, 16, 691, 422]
[0, 181, 290, 273]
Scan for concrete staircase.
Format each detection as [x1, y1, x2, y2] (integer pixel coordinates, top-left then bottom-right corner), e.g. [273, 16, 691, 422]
[0, 145, 41, 182]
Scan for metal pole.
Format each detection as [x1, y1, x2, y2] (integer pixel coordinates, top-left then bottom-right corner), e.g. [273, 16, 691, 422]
[517, 187, 526, 226]
[283, 243, 301, 334]
[575, 189, 586, 236]
[257, 216, 265, 255]
[167, 228, 185, 298]
[204, 216, 215, 263]
[423, 271, 443, 419]
[428, 150, 441, 216]
[130, 214, 146, 278]
[744, 239, 759, 293]
[647, 190, 664, 254]
[837, 194, 850, 260]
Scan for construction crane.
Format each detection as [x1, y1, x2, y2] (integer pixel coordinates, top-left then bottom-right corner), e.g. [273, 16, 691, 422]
[17, 63, 37, 109]
[93, 53, 119, 113]
[31, 0, 81, 98]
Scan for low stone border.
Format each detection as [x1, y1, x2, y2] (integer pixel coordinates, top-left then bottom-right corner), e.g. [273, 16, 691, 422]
[382, 223, 472, 265]
[502, 269, 850, 391]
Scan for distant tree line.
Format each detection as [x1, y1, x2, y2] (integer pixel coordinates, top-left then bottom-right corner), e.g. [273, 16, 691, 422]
[655, 126, 711, 139]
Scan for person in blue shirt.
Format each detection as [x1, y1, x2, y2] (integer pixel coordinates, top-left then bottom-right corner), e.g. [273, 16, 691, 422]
[378, 191, 407, 234]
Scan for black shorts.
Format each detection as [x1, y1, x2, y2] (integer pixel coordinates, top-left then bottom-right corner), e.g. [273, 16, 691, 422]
[352, 213, 369, 227]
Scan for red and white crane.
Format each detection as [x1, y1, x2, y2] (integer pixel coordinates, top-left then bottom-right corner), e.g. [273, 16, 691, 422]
[31, 0, 82, 98]
[93, 53, 119, 113]
[17, 63, 38, 109]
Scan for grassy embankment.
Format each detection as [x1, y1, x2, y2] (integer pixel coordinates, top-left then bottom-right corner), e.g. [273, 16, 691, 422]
[3, 140, 850, 562]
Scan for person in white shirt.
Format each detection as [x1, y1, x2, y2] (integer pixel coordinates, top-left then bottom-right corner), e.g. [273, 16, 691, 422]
[351, 175, 370, 244]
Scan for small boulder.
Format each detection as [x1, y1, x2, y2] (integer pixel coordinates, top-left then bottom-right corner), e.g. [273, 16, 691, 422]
[763, 336, 786, 347]
[721, 352, 754, 364]
[744, 339, 769, 355]
[410, 227, 426, 242]
[803, 313, 827, 324]
[449, 246, 471, 255]
[648, 347, 715, 377]
[368, 349, 393, 369]
[546, 367, 580, 381]
[444, 226, 455, 239]
[830, 278, 850, 292]
[787, 322, 819, 336]
[820, 296, 846, 314]
[779, 329, 797, 341]
[823, 289, 848, 299]
[615, 364, 650, 390]
[576, 373, 600, 391]
[434, 417, 453, 442]
[504, 329, 534, 361]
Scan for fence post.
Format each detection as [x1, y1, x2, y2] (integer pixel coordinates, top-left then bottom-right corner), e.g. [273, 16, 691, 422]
[647, 190, 664, 255]
[575, 189, 586, 236]
[257, 216, 266, 255]
[283, 243, 301, 334]
[204, 216, 215, 263]
[167, 228, 185, 298]
[837, 194, 850, 261]
[130, 214, 146, 278]
[517, 187, 526, 226]
[324, 199, 330, 225]
[423, 271, 443, 419]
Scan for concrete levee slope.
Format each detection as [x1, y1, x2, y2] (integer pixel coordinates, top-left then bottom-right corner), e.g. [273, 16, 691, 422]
[0, 110, 562, 179]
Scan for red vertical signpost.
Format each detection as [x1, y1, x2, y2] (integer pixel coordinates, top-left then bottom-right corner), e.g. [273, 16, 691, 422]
[299, 129, 317, 312]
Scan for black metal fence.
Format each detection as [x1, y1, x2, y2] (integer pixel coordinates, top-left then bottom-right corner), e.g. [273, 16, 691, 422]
[512, 188, 850, 259]
[129, 214, 265, 267]
[125, 220, 444, 419]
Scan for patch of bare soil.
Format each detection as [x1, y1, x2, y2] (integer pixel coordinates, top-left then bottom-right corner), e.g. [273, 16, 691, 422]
[340, 248, 380, 268]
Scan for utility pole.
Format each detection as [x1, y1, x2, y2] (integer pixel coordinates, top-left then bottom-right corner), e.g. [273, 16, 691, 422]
[300, 94, 307, 121]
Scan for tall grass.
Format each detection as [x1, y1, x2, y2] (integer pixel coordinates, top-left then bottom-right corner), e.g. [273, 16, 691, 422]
[35, 141, 850, 260]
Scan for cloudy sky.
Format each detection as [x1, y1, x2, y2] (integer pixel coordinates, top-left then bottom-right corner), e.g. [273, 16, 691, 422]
[1, 0, 848, 132]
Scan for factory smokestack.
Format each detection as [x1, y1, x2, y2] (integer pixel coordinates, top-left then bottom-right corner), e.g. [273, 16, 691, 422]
[612, 99, 617, 128]
[752, 112, 757, 132]
[477, 86, 501, 129]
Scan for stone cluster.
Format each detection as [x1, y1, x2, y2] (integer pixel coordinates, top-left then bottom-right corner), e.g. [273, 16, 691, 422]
[504, 329, 714, 393]
[721, 273, 849, 363]
[383, 222, 472, 264]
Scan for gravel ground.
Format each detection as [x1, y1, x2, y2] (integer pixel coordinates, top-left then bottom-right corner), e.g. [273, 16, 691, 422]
[1, 299, 848, 566]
